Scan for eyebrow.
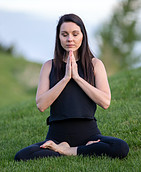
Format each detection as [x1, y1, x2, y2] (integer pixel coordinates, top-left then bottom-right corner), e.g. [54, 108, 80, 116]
[61, 30, 80, 33]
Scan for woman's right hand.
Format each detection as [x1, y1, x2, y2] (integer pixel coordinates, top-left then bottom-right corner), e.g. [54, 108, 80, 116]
[64, 51, 72, 81]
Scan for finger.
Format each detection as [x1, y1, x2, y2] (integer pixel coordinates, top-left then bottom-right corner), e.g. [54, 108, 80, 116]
[66, 54, 70, 64]
[40, 142, 48, 148]
[40, 140, 52, 148]
[71, 56, 75, 66]
[71, 52, 76, 64]
[93, 139, 100, 143]
[67, 54, 71, 69]
[69, 50, 73, 58]
[86, 139, 100, 146]
[40, 144, 46, 148]
[69, 50, 76, 61]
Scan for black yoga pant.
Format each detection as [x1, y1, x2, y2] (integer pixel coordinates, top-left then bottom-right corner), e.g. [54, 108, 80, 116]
[14, 119, 129, 161]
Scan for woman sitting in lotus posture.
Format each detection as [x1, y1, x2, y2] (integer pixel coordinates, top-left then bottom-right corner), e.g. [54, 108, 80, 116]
[15, 14, 129, 161]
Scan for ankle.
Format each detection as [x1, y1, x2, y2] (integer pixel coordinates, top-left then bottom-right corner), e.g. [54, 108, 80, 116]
[68, 147, 77, 156]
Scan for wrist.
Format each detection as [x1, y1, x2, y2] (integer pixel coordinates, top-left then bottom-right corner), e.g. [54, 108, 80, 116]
[63, 76, 71, 83]
[73, 75, 80, 82]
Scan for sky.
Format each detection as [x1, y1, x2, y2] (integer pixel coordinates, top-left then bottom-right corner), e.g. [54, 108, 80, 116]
[0, 0, 120, 63]
[0, 0, 119, 21]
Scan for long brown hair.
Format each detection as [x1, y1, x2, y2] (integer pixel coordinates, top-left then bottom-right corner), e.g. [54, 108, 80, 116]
[54, 13, 95, 85]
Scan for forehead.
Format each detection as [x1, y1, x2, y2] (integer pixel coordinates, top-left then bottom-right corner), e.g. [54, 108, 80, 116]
[60, 22, 81, 32]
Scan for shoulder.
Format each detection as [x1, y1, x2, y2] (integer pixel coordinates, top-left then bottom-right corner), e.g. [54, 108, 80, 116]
[41, 59, 52, 71]
[43, 59, 52, 68]
[92, 57, 104, 67]
[92, 58, 106, 75]
[40, 59, 53, 76]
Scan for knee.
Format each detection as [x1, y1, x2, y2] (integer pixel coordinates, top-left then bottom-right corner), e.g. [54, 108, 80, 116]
[14, 147, 30, 161]
[115, 140, 129, 159]
[14, 151, 23, 161]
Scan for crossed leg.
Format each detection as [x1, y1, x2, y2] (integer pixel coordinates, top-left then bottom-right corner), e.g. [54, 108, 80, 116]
[15, 135, 129, 161]
[14, 141, 61, 161]
[40, 135, 129, 159]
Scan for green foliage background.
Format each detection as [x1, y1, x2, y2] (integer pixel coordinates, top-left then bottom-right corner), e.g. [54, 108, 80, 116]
[96, 0, 141, 75]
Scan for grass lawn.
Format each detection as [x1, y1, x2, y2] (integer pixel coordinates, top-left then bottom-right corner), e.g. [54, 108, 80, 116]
[0, 66, 141, 172]
[0, 52, 41, 108]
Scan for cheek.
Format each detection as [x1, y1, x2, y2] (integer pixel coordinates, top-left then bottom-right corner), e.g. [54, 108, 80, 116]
[59, 36, 65, 46]
[77, 34, 83, 43]
[77, 37, 83, 46]
[60, 36, 66, 43]
[80, 35, 83, 44]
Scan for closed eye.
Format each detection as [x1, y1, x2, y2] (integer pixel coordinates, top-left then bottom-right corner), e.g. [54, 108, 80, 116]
[73, 33, 79, 36]
[61, 31, 68, 37]
[73, 31, 79, 37]
[62, 34, 67, 37]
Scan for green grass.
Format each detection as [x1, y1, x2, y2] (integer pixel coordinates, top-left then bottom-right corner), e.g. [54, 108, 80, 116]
[0, 52, 41, 108]
[0, 54, 141, 171]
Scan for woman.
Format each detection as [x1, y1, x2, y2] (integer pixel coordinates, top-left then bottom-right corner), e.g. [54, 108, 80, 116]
[14, 14, 129, 161]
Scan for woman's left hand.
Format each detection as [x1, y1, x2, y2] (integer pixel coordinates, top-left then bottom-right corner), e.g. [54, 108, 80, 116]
[70, 51, 79, 80]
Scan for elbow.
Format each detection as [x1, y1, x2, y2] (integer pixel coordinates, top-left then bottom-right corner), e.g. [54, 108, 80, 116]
[36, 97, 46, 112]
[102, 99, 111, 110]
[37, 104, 45, 112]
[38, 107, 45, 112]
[103, 103, 110, 110]
[36, 101, 46, 112]
[103, 93, 111, 109]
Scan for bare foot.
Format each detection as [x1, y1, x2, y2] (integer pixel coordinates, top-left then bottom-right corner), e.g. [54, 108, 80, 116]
[86, 139, 100, 146]
[40, 140, 77, 156]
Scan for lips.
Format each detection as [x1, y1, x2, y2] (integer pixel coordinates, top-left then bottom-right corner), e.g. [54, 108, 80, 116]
[66, 44, 75, 47]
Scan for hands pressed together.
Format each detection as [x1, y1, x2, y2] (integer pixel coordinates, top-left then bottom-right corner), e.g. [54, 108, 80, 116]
[64, 51, 79, 81]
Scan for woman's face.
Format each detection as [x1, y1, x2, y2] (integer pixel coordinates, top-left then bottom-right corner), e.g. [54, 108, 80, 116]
[59, 22, 83, 53]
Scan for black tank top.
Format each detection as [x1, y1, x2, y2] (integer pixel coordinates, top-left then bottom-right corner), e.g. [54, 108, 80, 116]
[48, 59, 97, 123]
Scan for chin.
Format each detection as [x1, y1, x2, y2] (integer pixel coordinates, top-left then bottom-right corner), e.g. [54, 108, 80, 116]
[65, 48, 77, 52]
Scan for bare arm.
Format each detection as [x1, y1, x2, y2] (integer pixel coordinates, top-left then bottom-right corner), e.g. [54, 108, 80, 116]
[36, 57, 71, 112]
[71, 55, 111, 109]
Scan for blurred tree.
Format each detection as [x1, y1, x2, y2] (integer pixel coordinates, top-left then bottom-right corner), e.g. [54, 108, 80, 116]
[96, 0, 141, 75]
[0, 42, 15, 55]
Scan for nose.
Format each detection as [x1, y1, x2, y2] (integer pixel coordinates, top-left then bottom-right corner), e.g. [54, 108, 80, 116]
[67, 35, 73, 41]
